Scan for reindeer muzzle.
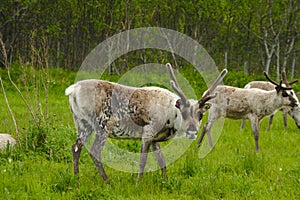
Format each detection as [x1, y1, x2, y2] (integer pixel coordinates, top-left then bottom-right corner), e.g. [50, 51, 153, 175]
[186, 124, 197, 140]
[289, 95, 298, 107]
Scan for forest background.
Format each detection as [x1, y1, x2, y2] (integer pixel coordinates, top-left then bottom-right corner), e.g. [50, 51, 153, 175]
[1, 0, 300, 78]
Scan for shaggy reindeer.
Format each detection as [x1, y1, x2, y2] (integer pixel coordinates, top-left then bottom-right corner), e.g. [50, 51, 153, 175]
[240, 80, 300, 130]
[197, 72, 299, 151]
[65, 63, 227, 181]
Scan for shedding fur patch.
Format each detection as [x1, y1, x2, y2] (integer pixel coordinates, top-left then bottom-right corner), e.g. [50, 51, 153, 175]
[129, 90, 151, 126]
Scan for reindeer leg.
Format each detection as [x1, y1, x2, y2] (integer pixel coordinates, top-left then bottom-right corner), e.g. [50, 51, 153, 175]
[72, 138, 84, 175]
[138, 138, 151, 180]
[89, 124, 109, 181]
[249, 116, 260, 151]
[197, 123, 208, 146]
[151, 142, 167, 179]
[283, 112, 288, 130]
[267, 114, 274, 131]
[207, 129, 213, 148]
[197, 121, 214, 148]
[72, 119, 93, 175]
[240, 119, 246, 130]
[89, 133, 109, 181]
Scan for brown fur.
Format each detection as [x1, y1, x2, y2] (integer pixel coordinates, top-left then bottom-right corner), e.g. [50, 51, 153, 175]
[95, 81, 114, 117]
[129, 89, 151, 126]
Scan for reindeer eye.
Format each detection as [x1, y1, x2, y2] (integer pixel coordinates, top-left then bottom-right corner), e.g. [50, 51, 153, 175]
[282, 91, 288, 97]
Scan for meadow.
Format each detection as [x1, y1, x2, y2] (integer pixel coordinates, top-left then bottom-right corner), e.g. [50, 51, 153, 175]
[0, 66, 299, 199]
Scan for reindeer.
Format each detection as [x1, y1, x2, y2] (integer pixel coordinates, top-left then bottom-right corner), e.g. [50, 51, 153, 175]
[65, 63, 227, 181]
[197, 71, 299, 151]
[240, 79, 300, 130]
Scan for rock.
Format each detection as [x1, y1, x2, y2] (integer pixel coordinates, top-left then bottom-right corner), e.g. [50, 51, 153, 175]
[0, 134, 16, 150]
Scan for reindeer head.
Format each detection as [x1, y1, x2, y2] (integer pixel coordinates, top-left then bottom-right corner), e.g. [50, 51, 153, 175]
[281, 72, 300, 114]
[166, 63, 227, 140]
[264, 71, 299, 108]
[288, 106, 300, 128]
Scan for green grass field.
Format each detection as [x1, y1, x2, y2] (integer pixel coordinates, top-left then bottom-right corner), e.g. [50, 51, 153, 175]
[0, 67, 299, 199]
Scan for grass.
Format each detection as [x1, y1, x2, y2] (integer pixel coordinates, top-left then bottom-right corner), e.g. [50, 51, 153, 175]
[0, 67, 299, 199]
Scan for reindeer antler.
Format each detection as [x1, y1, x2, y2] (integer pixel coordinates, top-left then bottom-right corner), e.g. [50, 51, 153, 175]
[281, 71, 288, 86]
[166, 63, 188, 104]
[264, 71, 293, 91]
[281, 71, 298, 87]
[166, 63, 227, 107]
[264, 71, 279, 86]
[198, 69, 228, 108]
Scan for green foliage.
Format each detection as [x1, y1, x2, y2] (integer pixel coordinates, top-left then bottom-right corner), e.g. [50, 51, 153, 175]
[26, 123, 48, 152]
[0, 66, 299, 199]
[1, 0, 300, 76]
[224, 69, 261, 88]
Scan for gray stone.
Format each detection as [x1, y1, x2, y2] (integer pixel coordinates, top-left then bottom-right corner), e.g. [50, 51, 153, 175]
[0, 134, 16, 149]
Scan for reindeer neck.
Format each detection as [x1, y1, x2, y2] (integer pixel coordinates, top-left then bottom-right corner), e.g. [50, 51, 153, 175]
[263, 90, 284, 112]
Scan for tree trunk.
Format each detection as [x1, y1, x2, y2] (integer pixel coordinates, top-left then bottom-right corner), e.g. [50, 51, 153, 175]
[291, 56, 295, 79]
[265, 56, 271, 74]
[244, 60, 248, 75]
[275, 42, 280, 81]
[56, 41, 60, 68]
[224, 51, 228, 68]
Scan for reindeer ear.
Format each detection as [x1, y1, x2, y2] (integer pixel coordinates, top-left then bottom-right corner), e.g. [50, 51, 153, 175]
[175, 99, 182, 109]
[275, 85, 281, 93]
